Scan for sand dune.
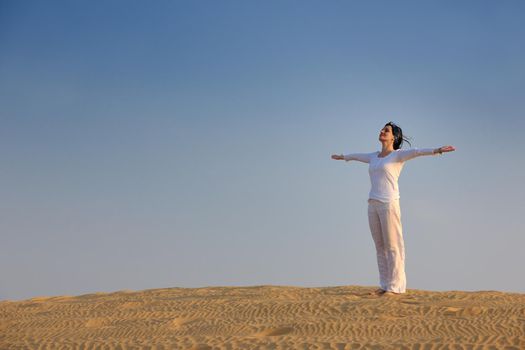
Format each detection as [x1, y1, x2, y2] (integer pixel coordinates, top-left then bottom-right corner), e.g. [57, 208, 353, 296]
[1, 285, 524, 349]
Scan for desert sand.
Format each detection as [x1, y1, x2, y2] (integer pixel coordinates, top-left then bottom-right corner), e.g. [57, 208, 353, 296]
[1, 285, 524, 349]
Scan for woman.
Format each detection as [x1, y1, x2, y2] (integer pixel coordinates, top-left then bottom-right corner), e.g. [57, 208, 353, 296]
[331, 122, 455, 296]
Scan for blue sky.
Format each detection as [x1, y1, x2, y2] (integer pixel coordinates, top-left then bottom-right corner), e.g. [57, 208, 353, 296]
[1, 0, 524, 301]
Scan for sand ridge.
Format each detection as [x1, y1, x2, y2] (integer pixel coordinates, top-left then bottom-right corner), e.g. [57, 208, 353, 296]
[1, 285, 524, 349]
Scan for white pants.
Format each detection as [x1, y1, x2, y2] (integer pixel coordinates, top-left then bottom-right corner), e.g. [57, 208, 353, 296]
[367, 198, 406, 293]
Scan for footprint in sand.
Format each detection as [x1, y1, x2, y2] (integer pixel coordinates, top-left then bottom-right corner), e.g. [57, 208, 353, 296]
[255, 326, 294, 337]
[443, 306, 486, 317]
[170, 317, 200, 329]
[85, 318, 107, 328]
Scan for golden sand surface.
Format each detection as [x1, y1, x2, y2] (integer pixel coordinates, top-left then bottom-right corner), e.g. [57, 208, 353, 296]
[1, 285, 524, 349]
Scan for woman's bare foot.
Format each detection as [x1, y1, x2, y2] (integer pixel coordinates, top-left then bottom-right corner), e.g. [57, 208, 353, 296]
[369, 288, 386, 295]
[382, 291, 404, 296]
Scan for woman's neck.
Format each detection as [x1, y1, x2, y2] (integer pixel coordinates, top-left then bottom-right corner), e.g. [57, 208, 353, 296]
[380, 145, 395, 153]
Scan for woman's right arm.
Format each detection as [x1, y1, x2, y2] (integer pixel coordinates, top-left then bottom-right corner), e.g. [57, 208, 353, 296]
[331, 153, 372, 164]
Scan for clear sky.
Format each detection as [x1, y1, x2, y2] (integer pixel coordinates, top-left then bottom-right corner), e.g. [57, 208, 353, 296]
[1, 0, 524, 301]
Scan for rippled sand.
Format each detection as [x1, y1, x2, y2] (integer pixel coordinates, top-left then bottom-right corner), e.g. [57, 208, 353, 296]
[1, 285, 524, 349]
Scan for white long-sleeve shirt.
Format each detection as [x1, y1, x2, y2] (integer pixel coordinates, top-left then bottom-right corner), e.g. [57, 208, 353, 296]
[344, 148, 438, 203]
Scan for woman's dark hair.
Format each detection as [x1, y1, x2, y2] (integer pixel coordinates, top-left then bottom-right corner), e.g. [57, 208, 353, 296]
[385, 121, 412, 150]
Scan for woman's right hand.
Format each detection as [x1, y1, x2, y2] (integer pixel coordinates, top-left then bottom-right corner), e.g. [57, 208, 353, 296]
[331, 154, 344, 160]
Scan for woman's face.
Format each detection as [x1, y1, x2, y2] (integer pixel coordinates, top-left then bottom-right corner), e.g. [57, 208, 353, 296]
[379, 125, 395, 143]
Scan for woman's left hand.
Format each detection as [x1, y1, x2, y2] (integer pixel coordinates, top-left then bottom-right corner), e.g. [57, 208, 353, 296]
[438, 145, 456, 153]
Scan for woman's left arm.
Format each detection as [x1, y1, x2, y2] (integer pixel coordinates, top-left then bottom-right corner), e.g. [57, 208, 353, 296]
[396, 146, 456, 162]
